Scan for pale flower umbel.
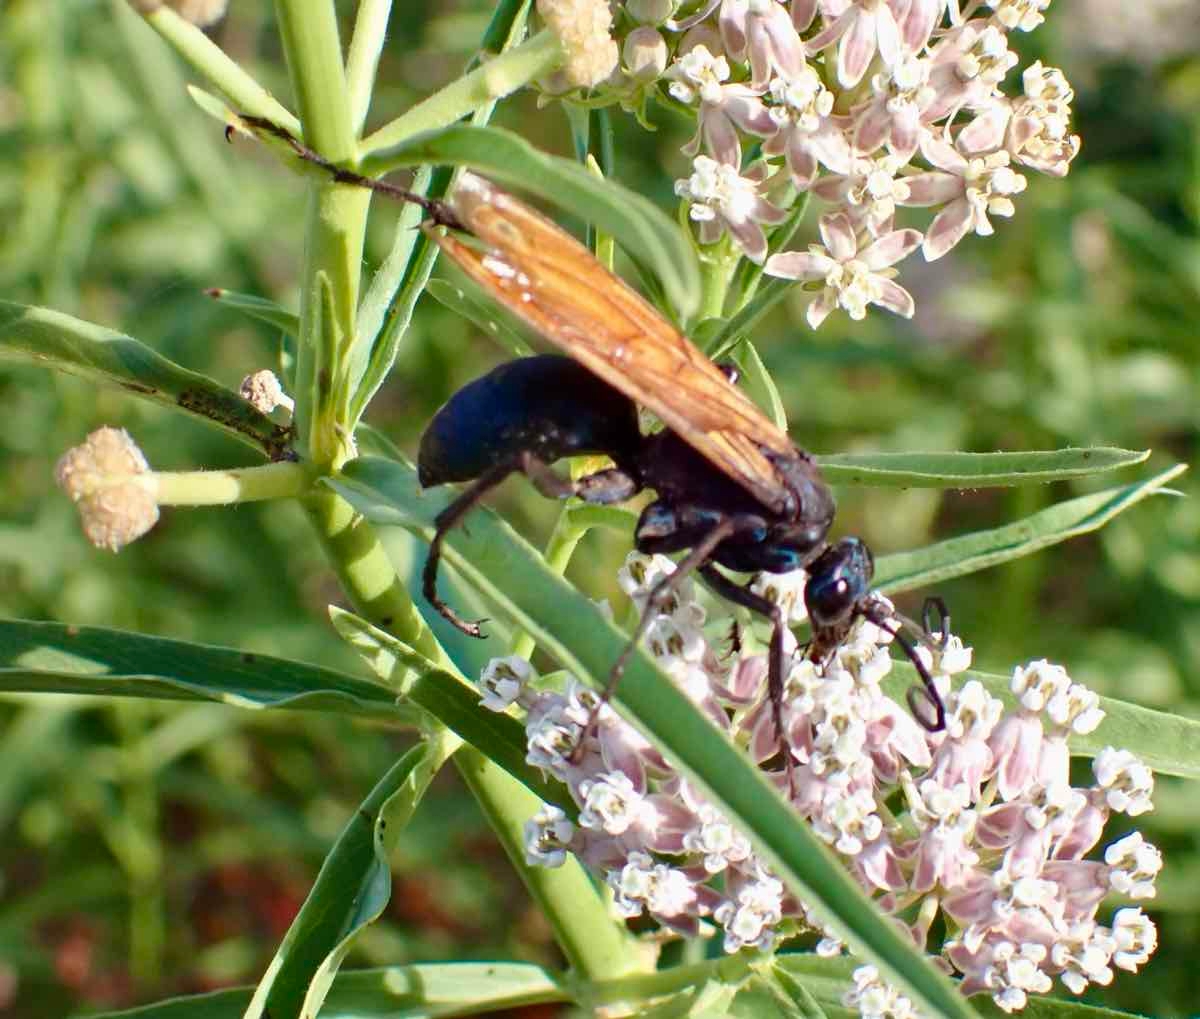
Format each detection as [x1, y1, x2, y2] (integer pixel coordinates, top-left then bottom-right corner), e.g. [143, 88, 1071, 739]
[474, 550, 1160, 1017]
[574, 0, 1085, 328]
[674, 156, 787, 263]
[764, 212, 921, 328]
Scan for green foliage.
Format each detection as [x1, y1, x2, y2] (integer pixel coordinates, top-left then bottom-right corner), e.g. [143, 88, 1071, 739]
[0, 2, 1197, 1017]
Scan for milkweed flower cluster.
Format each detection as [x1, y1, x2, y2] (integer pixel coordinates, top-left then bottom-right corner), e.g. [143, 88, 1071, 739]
[477, 552, 1160, 1015]
[539, 0, 1081, 327]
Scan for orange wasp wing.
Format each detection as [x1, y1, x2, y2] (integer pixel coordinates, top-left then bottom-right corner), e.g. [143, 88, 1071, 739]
[427, 174, 798, 515]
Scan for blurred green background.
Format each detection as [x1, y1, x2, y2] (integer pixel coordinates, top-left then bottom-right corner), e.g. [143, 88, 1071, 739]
[1, 1, 1197, 1015]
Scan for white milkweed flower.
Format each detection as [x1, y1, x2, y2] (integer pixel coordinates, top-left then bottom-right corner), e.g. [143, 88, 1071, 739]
[764, 212, 922, 328]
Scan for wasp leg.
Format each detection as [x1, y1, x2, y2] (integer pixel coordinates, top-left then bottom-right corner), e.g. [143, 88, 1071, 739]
[424, 452, 570, 637]
[697, 565, 795, 796]
[861, 598, 948, 732]
[426, 454, 640, 637]
[571, 513, 765, 761]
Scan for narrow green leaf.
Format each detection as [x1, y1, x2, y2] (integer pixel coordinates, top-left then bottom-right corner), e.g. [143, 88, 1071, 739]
[775, 955, 1146, 1019]
[329, 607, 573, 812]
[874, 464, 1187, 592]
[882, 664, 1200, 781]
[704, 277, 791, 361]
[328, 456, 974, 1019]
[205, 287, 299, 335]
[358, 124, 701, 319]
[818, 448, 1150, 488]
[731, 338, 788, 432]
[425, 278, 533, 357]
[0, 300, 290, 460]
[348, 164, 447, 426]
[91, 961, 566, 1018]
[0, 619, 404, 720]
[245, 734, 460, 1019]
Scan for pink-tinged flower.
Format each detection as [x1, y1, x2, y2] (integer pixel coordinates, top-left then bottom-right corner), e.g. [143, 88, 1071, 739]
[1104, 832, 1163, 899]
[1093, 747, 1155, 816]
[524, 805, 576, 867]
[506, 555, 1158, 1011]
[608, 851, 703, 928]
[924, 20, 1018, 123]
[902, 136, 1027, 261]
[891, 0, 948, 54]
[985, 0, 1051, 32]
[1007, 61, 1081, 177]
[853, 54, 936, 159]
[720, 0, 808, 88]
[478, 655, 533, 712]
[761, 68, 853, 189]
[715, 863, 785, 951]
[1110, 907, 1157, 973]
[812, 152, 912, 235]
[806, 0, 904, 88]
[928, 680, 1002, 798]
[666, 45, 775, 165]
[904, 776, 980, 892]
[668, 0, 808, 87]
[682, 803, 754, 873]
[843, 965, 917, 1018]
[764, 212, 921, 328]
[675, 156, 788, 262]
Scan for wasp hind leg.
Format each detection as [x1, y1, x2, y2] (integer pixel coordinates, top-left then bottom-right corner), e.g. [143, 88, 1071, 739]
[424, 453, 639, 638]
[697, 565, 795, 796]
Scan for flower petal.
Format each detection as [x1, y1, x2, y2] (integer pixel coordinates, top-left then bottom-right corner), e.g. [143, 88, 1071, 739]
[838, 10, 876, 87]
[764, 249, 833, 280]
[860, 227, 922, 269]
[901, 170, 962, 207]
[703, 114, 742, 167]
[875, 3, 902, 68]
[806, 288, 837, 329]
[958, 102, 1010, 153]
[819, 212, 858, 261]
[921, 199, 973, 260]
[728, 217, 769, 263]
[873, 277, 915, 318]
[853, 99, 892, 154]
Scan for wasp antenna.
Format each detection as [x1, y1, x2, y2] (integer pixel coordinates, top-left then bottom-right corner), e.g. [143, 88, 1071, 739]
[234, 114, 462, 229]
[863, 601, 947, 732]
[922, 595, 951, 645]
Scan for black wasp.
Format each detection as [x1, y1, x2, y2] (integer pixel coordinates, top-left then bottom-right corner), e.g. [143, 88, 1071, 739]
[237, 117, 949, 756]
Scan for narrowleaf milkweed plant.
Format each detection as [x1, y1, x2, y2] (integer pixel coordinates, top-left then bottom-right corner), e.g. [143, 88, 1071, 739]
[22, 0, 1185, 1016]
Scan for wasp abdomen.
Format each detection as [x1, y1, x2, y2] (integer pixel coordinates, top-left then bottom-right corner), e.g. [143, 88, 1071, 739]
[417, 354, 642, 487]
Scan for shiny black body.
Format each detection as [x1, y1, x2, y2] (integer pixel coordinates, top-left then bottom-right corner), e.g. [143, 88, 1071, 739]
[418, 355, 947, 742]
[419, 356, 641, 486]
[418, 355, 839, 615]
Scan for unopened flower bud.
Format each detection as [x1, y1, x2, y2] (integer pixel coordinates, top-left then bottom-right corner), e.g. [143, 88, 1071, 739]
[627, 0, 676, 23]
[168, 0, 228, 25]
[56, 427, 159, 551]
[537, 0, 619, 88]
[677, 24, 723, 59]
[126, 0, 228, 26]
[240, 369, 294, 414]
[623, 27, 668, 82]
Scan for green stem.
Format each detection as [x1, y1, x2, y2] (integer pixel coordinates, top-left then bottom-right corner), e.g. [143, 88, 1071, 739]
[360, 30, 562, 156]
[698, 243, 735, 323]
[278, 0, 640, 986]
[149, 461, 313, 506]
[345, 0, 393, 135]
[305, 487, 447, 667]
[456, 746, 643, 984]
[138, 5, 298, 133]
[275, 0, 369, 465]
